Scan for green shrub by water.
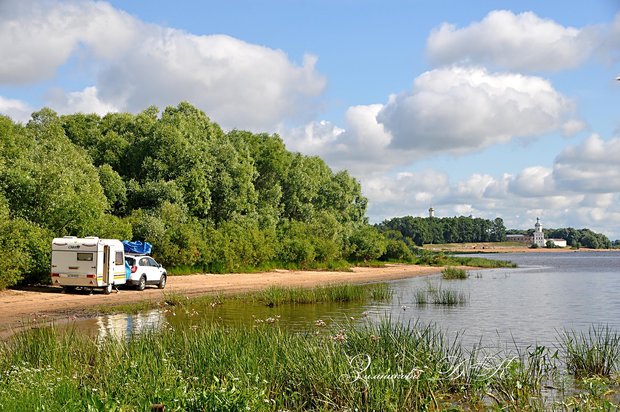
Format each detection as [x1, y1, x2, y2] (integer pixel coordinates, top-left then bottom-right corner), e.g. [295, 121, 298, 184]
[441, 266, 468, 279]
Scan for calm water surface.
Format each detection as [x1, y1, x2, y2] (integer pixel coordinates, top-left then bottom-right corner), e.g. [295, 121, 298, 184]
[69, 251, 620, 348]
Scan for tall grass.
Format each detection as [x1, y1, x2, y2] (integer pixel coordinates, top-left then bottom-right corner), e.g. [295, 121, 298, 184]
[441, 266, 468, 279]
[245, 283, 392, 307]
[414, 282, 469, 305]
[559, 324, 620, 377]
[0, 319, 539, 411]
[2, 320, 618, 410]
[93, 283, 393, 314]
[414, 251, 516, 269]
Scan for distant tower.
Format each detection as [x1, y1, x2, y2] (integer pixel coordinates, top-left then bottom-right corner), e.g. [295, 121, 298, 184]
[533, 217, 545, 247]
[429, 207, 435, 218]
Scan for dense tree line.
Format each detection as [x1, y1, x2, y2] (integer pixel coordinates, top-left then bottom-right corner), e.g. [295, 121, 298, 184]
[507, 227, 611, 249]
[0, 103, 382, 288]
[377, 216, 507, 246]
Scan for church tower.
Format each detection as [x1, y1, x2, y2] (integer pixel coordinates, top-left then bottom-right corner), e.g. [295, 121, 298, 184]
[533, 217, 545, 247]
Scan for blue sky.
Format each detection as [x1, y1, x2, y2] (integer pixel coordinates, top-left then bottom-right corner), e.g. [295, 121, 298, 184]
[1, 0, 620, 239]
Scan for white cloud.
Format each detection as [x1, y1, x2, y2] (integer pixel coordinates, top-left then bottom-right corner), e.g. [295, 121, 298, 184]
[46, 86, 119, 116]
[427, 10, 600, 71]
[378, 67, 575, 153]
[508, 166, 555, 197]
[0, 0, 136, 84]
[0, 96, 32, 123]
[284, 120, 344, 154]
[282, 104, 403, 175]
[561, 119, 587, 136]
[0, 0, 326, 130]
[553, 134, 620, 192]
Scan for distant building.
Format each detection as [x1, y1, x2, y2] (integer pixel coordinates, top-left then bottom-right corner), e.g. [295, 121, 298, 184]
[533, 217, 545, 247]
[506, 218, 566, 247]
[429, 207, 435, 218]
[506, 234, 530, 243]
[547, 239, 567, 248]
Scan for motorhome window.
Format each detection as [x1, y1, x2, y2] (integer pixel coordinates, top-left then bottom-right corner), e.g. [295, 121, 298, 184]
[115, 251, 123, 264]
[77, 253, 93, 261]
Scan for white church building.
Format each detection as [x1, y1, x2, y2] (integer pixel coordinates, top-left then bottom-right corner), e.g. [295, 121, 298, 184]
[506, 218, 567, 247]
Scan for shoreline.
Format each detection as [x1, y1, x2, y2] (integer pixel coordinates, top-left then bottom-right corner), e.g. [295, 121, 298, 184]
[1, 247, 615, 337]
[0, 264, 445, 337]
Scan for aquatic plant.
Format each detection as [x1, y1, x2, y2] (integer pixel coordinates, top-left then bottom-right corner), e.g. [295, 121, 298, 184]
[414, 282, 469, 305]
[441, 267, 468, 280]
[559, 324, 620, 377]
[1, 320, 617, 410]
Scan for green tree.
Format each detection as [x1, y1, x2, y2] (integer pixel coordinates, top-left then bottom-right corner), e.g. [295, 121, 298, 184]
[348, 226, 387, 262]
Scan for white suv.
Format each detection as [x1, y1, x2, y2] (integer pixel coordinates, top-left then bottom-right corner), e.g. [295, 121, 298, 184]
[125, 255, 167, 291]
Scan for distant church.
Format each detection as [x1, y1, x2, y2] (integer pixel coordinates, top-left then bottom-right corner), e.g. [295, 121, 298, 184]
[533, 217, 545, 247]
[506, 218, 567, 247]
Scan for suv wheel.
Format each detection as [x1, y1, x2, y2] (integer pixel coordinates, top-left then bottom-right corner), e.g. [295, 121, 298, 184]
[137, 275, 146, 291]
[157, 274, 166, 289]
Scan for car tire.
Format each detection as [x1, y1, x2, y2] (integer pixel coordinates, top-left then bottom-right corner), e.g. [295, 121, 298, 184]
[103, 283, 113, 295]
[157, 274, 166, 289]
[137, 275, 146, 291]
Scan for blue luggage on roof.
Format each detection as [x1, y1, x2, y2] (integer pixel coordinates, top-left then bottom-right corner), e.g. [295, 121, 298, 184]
[122, 240, 152, 255]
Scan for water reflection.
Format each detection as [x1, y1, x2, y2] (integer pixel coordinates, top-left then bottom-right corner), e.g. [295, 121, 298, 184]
[73, 309, 165, 341]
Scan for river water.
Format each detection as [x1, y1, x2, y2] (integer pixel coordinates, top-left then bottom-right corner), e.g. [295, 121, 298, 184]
[68, 251, 620, 349]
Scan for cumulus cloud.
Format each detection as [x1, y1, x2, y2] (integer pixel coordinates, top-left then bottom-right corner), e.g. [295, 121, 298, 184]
[0, 0, 326, 130]
[553, 134, 620, 192]
[378, 67, 575, 152]
[427, 10, 600, 71]
[46, 86, 119, 116]
[508, 166, 555, 197]
[0, 96, 32, 123]
[283, 66, 576, 179]
[0, 0, 136, 84]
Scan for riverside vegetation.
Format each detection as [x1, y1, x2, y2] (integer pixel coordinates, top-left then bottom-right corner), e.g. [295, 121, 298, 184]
[0, 103, 522, 289]
[1, 317, 619, 410]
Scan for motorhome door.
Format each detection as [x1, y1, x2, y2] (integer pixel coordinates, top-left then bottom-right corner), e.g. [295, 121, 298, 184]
[103, 245, 110, 285]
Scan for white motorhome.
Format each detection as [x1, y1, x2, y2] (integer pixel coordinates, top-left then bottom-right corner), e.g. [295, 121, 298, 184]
[51, 236, 128, 294]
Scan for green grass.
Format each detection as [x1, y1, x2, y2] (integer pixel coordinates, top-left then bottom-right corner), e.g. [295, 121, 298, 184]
[413, 251, 516, 269]
[239, 283, 392, 307]
[559, 324, 620, 377]
[441, 266, 468, 279]
[3, 319, 615, 410]
[413, 282, 469, 305]
[92, 283, 393, 315]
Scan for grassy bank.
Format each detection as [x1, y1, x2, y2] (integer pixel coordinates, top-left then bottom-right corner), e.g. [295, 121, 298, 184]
[93, 283, 392, 315]
[2, 320, 618, 410]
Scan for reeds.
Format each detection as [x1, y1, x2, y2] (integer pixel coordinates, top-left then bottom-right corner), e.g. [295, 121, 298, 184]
[253, 283, 392, 306]
[92, 283, 393, 314]
[559, 324, 620, 377]
[441, 266, 468, 279]
[1, 320, 618, 410]
[414, 281, 469, 305]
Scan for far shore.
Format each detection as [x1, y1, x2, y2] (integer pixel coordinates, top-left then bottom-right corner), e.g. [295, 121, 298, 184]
[423, 243, 618, 253]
